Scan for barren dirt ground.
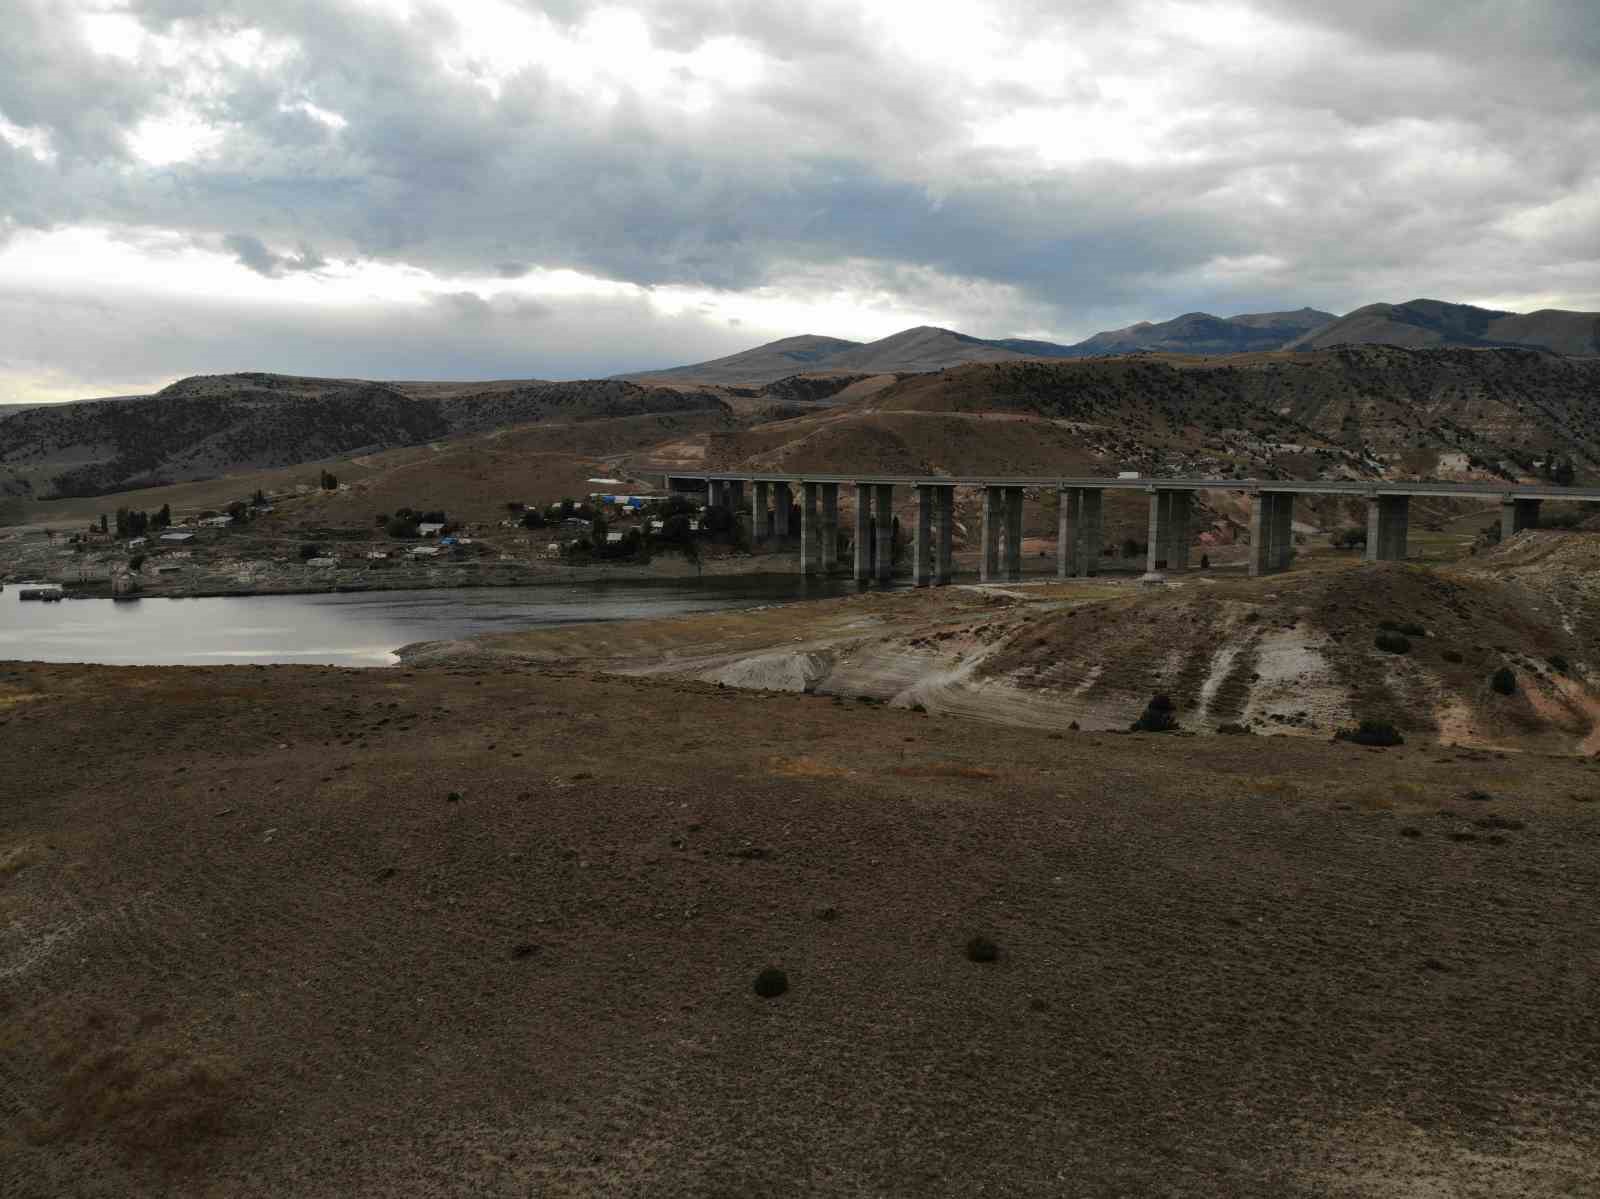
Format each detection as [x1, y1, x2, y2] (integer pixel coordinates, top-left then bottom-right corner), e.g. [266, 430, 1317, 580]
[4, 658, 1600, 1197]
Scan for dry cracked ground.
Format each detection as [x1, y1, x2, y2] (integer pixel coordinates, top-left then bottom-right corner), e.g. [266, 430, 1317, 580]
[4, 635, 1600, 1195]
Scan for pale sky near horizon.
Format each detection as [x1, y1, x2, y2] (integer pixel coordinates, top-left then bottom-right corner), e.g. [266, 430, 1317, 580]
[2, 0, 1597, 402]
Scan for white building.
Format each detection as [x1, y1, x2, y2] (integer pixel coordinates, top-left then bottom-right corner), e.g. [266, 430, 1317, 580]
[418, 522, 445, 536]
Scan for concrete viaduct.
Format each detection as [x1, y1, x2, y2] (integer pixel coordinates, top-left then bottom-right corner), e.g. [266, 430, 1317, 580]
[663, 473, 1600, 585]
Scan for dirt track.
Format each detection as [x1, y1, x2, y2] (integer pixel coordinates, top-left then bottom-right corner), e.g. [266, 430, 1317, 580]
[4, 659, 1600, 1196]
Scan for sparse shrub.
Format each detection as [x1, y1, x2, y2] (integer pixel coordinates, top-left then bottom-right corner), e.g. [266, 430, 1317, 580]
[1490, 667, 1516, 696]
[1330, 526, 1367, 550]
[298, 542, 323, 560]
[1334, 720, 1404, 747]
[1378, 619, 1425, 637]
[753, 966, 788, 998]
[1548, 654, 1570, 674]
[1216, 722, 1251, 735]
[1131, 693, 1178, 732]
[1375, 631, 1411, 654]
[965, 935, 999, 963]
[1441, 648, 1464, 664]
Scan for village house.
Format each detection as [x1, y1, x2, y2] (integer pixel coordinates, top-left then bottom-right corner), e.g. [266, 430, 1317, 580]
[418, 522, 446, 537]
[159, 531, 195, 543]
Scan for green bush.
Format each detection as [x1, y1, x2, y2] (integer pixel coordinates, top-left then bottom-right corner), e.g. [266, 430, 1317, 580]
[1375, 631, 1411, 654]
[1490, 667, 1516, 696]
[1130, 693, 1179, 732]
[753, 967, 788, 998]
[1334, 720, 1404, 747]
[1548, 654, 1570, 674]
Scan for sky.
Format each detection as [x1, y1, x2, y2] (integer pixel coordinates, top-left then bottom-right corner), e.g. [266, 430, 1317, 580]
[2, 0, 1597, 402]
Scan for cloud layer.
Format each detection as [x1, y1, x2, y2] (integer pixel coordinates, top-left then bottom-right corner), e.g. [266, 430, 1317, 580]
[2, 0, 1597, 400]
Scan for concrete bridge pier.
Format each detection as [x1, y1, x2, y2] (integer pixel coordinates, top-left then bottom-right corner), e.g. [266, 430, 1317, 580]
[800, 481, 820, 574]
[1057, 488, 1079, 578]
[1145, 489, 1193, 574]
[773, 482, 793, 539]
[1273, 492, 1295, 571]
[1080, 489, 1104, 577]
[854, 483, 872, 581]
[913, 485, 935, 586]
[1059, 487, 1103, 577]
[1004, 487, 1024, 581]
[936, 487, 954, 584]
[980, 487, 1003, 582]
[752, 481, 771, 541]
[1365, 495, 1410, 562]
[820, 483, 839, 574]
[1250, 492, 1291, 576]
[1501, 496, 1541, 540]
[875, 484, 895, 583]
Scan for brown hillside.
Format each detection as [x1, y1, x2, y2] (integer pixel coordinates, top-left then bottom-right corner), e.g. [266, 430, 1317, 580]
[5, 656, 1600, 1195]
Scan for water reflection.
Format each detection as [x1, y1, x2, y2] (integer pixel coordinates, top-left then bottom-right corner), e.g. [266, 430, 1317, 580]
[0, 575, 873, 667]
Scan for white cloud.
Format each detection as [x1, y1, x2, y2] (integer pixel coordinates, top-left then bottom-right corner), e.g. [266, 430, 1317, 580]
[0, 0, 1596, 401]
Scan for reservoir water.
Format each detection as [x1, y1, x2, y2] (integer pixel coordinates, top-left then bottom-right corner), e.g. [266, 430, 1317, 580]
[0, 576, 869, 667]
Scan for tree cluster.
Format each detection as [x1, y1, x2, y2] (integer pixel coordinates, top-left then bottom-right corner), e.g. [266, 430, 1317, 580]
[112, 503, 172, 538]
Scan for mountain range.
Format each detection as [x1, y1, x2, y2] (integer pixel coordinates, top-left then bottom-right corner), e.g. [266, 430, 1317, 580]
[625, 299, 1599, 385]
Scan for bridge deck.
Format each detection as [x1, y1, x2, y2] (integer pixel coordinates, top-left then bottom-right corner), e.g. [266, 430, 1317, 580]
[668, 472, 1600, 502]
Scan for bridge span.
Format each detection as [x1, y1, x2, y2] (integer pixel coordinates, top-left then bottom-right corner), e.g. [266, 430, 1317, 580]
[662, 472, 1600, 583]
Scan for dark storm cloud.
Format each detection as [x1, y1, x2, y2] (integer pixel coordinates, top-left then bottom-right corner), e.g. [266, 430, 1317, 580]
[1, 0, 1597, 398]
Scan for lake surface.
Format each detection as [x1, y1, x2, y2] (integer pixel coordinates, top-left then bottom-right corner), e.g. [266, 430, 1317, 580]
[0, 576, 872, 667]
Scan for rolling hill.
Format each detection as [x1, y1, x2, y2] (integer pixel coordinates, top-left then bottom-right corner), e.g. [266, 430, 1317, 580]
[0, 372, 732, 499]
[1287, 299, 1600, 355]
[1068, 307, 1336, 355]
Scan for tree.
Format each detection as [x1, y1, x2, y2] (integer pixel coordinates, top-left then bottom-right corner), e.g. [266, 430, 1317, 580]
[253, 489, 266, 506]
[320, 470, 338, 490]
[128, 553, 145, 571]
[99, 513, 108, 534]
[299, 542, 324, 560]
[1330, 526, 1366, 550]
[155, 504, 171, 530]
[227, 501, 249, 523]
[519, 507, 547, 529]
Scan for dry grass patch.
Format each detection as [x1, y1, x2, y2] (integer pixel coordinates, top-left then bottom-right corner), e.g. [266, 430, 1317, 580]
[890, 763, 999, 780]
[771, 755, 853, 779]
[0, 841, 46, 878]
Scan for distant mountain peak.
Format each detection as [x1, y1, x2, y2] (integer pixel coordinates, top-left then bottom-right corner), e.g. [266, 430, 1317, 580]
[1287, 299, 1598, 355]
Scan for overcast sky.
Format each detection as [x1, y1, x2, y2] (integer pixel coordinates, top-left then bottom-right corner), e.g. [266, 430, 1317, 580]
[3, 0, 1597, 402]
